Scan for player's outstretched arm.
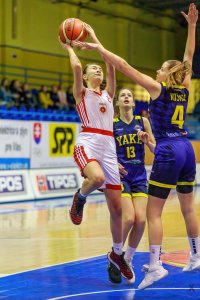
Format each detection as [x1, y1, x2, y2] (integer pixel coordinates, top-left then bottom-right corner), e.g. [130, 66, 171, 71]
[181, 3, 198, 88]
[58, 37, 84, 103]
[73, 40, 160, 98]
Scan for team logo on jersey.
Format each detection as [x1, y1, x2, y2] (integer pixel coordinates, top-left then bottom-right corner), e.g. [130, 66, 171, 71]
[134, 125, 142, 132]
[106, 95, 111, 103]
[33, 123, 42, 144]
[99, 103, 106, 113]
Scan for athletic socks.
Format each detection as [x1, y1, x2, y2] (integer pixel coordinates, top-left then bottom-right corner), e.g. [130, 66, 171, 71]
[124, 246, 136, 262]
[113, 242, 123, 255]
[77, 189, 87, 201]
[149, 245, 162, 266]
[188, 237, 199, 255]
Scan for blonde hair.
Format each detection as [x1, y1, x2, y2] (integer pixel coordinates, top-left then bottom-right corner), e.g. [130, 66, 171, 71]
[165, 60, 191, 87]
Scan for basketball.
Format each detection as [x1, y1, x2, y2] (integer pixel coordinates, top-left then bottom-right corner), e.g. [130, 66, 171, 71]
[58, 18, 88, 45]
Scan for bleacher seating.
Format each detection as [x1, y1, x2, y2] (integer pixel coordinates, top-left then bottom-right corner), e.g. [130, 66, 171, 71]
[0, 105, 80, 122]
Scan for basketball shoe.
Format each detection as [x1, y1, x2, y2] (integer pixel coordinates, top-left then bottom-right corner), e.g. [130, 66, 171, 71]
[183, 253, 200, 272]
[138, 261, 168, 289]
[107, 263, 122, 284]
[125, 258, 135, 284]
[69, 190, 86, 225]
[107, 249, 134, 281]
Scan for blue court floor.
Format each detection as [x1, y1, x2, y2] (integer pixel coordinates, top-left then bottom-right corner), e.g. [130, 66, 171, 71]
[1, 252, 200, 300]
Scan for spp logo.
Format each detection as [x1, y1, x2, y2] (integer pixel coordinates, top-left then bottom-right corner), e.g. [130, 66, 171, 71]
[33, 123, 42, 144]
[50, 124, 76, 157]
[0, 175, 24, 193]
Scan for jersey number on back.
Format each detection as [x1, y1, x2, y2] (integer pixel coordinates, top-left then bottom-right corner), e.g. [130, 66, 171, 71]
[171, 105, 184, 129]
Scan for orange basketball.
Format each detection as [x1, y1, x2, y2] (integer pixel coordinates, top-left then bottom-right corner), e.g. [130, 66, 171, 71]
[58, 18, 88, 45]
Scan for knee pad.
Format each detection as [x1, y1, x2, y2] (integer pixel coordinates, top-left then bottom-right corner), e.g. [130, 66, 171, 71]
[176, 185, 193, 194]
[148, 184, 171, 199]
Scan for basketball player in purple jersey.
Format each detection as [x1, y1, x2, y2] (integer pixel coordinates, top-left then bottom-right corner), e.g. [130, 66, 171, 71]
[74, 3, 200, 289]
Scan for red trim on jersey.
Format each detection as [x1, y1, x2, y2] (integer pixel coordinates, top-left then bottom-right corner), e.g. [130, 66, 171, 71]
[77, 96, 89, 127]
[82, 127, 113, 136]
[106, 184, 121, 190]
[74, 145, 99, 171]
[91, 90, 102, 96]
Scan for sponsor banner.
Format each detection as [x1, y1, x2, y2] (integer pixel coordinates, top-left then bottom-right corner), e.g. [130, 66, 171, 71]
[0, 170, 34, 203]
[31, 122, 80, 168]
[0, 120, 30, 170]
[30, 168, 81, 198]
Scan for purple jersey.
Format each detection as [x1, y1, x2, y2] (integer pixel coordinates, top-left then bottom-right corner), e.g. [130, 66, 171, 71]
[148, 82, 196, 188]
[149, 82, 188, 140]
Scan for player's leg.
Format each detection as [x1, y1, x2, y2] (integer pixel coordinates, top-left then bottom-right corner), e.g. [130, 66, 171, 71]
[177, 139, 200, 271]
[177, 187, 200, 271]
[138, 190, 168, 289]
[105, 188, 134, 282]
[126, 195, 147, 259]
[107, 192, 134, 284]
[70, 161, 105, 225]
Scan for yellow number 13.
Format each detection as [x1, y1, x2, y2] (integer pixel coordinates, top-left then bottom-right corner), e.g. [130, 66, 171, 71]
[171, 106, 184, 129]
[126, 146, 135, 158]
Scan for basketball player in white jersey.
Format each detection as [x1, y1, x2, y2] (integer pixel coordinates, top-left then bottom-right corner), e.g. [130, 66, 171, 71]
[58, 25, 134, 282]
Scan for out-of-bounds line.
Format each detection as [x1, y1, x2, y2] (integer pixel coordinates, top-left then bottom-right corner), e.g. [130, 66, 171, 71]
[48, 287, 200, 300]
[48, 289, 136, 300]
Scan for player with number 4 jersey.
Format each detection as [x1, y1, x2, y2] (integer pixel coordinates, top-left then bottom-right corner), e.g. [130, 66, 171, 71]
[73, 2, 200, 289]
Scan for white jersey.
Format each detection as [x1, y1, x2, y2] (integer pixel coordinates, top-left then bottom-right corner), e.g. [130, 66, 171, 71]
[74, 88, 121, 190]
[77, 88, 114, 131]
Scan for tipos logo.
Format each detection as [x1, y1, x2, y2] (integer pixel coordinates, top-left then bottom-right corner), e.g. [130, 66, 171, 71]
[50, 124, 76, 157]
[36, 174, 78, 192]
[0, 175, 24, 193]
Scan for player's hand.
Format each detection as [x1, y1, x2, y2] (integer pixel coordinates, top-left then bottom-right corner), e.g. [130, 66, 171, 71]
[83, 23, 94, 37]
[137, 130, 150, 144]
[72, 41, 100, 50]
[118, 163, 128, 178]
[181, 3, 198, 25]
[58, 36, 73, 50]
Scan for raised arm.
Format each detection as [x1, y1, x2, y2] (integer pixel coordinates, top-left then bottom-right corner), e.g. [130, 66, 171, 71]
[181, 3, 198, 88]
[58, 38, 85, 104]
[85, 24, 115, 98]
[74, 40, 160, 97]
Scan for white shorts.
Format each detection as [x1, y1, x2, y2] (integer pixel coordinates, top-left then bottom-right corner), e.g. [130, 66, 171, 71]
[73, 131, 121, 190]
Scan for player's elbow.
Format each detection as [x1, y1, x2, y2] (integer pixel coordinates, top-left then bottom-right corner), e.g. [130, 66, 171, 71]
[73, 62, 82, 71]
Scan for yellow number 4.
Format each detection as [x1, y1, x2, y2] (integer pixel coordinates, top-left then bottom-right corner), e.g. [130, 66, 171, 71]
[171, 106, 184, 129]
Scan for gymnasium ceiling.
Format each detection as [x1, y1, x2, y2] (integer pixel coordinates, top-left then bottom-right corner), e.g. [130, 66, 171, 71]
[52, 0, 200, 47]
[52, 0, 200, 16]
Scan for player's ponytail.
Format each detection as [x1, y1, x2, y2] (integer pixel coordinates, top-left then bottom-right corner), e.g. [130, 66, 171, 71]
[165, 60, 191, 88]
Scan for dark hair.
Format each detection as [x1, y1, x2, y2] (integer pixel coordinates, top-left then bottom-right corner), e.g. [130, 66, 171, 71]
[165, 60, 191, 87]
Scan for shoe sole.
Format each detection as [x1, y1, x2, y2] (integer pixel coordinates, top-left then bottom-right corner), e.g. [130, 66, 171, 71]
[107, 253, 133, 281]
[138, 270, 168, 289]
[69, 210, 82, 225]
[183, 264, 200, 272]
[107, 264, 122, 284]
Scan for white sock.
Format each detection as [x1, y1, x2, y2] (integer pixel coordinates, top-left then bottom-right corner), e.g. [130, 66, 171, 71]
[124, 246, 136, 262]
[113, 242, 123, 255]
[188, 237, 199, 255]
[149, 245, 161, 266]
